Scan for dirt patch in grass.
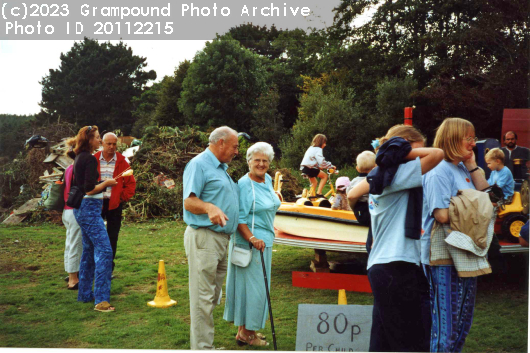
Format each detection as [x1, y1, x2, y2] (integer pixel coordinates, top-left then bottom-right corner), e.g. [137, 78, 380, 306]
[127, 318, 149, 326]
[0, 264, 26, 274]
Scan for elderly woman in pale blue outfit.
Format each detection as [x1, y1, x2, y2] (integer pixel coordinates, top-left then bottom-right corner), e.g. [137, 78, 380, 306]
[223, 142, 281, 347]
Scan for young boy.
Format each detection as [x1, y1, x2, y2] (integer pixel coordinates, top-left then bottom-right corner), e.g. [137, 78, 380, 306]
[347, 151, 376, 225]
[486, 148, 514, 200]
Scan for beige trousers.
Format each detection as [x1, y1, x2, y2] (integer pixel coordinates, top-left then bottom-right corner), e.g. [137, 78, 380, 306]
[184, 226, 230, 350]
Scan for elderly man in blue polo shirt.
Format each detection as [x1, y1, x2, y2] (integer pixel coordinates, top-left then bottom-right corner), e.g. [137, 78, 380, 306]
[183, 126, 240, 350]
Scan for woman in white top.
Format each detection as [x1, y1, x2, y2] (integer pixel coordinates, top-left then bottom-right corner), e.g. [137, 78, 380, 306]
[300, 134, 334, 196]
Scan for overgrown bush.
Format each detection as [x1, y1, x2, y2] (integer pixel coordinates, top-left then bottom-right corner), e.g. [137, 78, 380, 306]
[0, 149, 53, 210]
[280, 82, 361, 169]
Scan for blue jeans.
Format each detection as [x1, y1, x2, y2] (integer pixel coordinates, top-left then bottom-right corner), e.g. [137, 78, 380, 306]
[74, 198, 113, 305]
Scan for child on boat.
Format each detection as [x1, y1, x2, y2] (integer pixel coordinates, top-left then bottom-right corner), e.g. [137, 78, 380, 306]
[300, 134, 335, 197]
[332, 177, 351, 211]
[485, 148, 514, 201]
[347, 151, 376, 225]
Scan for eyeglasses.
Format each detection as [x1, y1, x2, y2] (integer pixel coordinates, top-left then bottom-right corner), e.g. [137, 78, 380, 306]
[464, 137, 478, 143]
[86, 126, 92, 136]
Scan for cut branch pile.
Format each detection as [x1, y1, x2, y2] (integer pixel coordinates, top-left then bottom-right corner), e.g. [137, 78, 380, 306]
[125, 126, 210, 220]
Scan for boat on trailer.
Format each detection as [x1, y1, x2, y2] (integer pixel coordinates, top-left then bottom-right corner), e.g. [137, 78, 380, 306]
[274, 203, 369, 243]
[272, 172, 527, 254]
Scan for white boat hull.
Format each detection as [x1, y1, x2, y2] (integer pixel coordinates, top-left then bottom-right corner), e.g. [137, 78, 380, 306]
[274, 212, 369, 243]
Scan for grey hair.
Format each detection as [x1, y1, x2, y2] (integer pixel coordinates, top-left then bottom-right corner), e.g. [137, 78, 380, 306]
[209, 126, 238, 145]
[102, 132, 118, 142]
[246, 142, 275, 163]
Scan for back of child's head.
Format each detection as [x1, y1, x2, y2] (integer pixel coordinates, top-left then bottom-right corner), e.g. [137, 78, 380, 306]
[335, 176, 350, 193]
[311, 134, 327, 148]
[485, 148, 505, 164]
[356, 151, 376, 173]
[375, 124, 426, 153]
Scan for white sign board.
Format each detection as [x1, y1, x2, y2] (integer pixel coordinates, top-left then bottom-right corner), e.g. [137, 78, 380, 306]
[295, 304, 373, 352]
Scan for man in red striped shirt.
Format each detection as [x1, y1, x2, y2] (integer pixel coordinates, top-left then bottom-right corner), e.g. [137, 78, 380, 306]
[95, 132, 136, 276]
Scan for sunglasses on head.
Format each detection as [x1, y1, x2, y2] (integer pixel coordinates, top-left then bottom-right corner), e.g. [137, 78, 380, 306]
[86, 126, 92, 136]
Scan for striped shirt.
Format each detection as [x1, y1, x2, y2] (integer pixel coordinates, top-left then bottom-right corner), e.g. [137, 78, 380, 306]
[99, 153, 116, 199]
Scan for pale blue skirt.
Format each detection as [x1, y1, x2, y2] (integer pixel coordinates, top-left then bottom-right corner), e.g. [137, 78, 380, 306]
[223, 240, 272, 330]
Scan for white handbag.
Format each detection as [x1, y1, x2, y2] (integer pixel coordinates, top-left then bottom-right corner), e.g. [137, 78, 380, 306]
[230, 175, 256, 268]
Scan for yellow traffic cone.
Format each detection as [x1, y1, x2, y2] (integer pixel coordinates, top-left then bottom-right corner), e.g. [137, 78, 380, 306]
[338, 289, 347, 305]
[147, 260, 177, 308]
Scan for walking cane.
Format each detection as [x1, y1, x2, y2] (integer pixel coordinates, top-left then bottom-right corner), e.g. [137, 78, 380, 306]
[260, 250, 277, 350]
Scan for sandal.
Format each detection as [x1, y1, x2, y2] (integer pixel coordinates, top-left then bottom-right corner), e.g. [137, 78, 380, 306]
[67, 282, 79, 290]
[238, 331, 269, 347]
[235, 333, 248, 347]
[94, 301, 115, 312]
[235, 332, 265, 346]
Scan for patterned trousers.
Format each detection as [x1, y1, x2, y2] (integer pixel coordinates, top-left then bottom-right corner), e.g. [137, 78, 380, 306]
[426, 265, 477, 352]
[74, 198, 113, 305]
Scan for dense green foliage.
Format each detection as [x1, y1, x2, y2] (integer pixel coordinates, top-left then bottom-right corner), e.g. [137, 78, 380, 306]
[249, 86, 285, 147]
[39, 37, 156, 134]
[154, 60, 191, 127]
[226, 23, 285, 60]
[330, 0, 528, 141]
[130, 81, 163, 137]
[178, 37, 269, 131]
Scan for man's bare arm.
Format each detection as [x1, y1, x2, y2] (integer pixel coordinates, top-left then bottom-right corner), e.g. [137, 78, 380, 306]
[184, 193, 229, 227]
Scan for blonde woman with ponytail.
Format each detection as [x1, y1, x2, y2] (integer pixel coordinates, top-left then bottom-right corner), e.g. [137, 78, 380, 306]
[348, 124, 444, 352]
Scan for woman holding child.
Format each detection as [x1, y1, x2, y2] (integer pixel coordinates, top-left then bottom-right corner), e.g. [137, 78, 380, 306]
[421, 118, 489, 352]
[348, 124, 444, 352]
[223, 142, 281, 347]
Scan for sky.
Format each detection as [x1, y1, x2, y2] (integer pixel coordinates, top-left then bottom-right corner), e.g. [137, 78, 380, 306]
[0, 3, 377, 116]
[0, 40, 209, 115]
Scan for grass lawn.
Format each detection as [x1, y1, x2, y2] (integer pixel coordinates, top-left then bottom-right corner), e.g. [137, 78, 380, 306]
[0, 221, 528, 351]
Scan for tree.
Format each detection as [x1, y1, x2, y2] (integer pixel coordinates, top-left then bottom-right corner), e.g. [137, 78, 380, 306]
[249, 86, 285, 147]
[330, 0, 529, 140]
[39, 37, 156, 134]
[130, 81, 163, 137]
[267, 29, 331, 128]
[178, 37, 269, 131]
[226, 23, 285, 60]
[376, 77, 417, 125]
[154, 60, 191, 127]
[280, 74, 384, 168]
